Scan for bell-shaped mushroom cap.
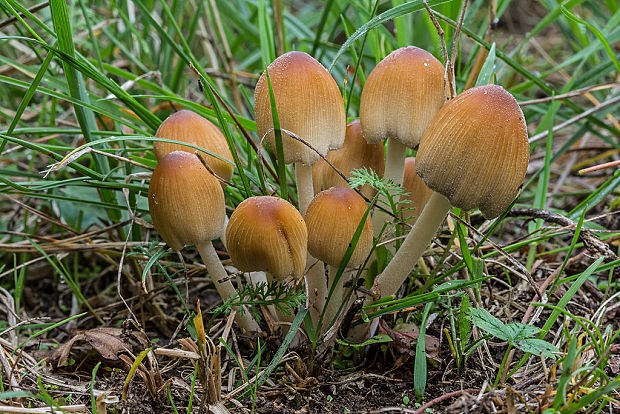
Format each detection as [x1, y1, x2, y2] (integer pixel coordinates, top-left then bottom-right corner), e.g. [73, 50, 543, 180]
[360, 46, 444, 148]
[312, 119, 385, 198]
[154, 110, 235, 182]
[400, 157, 433, 223]
[148, 151, 226, 251]
[254, 51, 346, 165]
[306, 187, 373, 269]
[416, 84, 530, 219]
[226, 196, 307, 281]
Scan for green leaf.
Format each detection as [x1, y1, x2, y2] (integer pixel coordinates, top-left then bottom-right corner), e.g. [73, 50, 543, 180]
[467, 307, 510, 341]
[458, 294, 471, 345]
[504, 323, 540, 341]
[514, 339, 559, 359]
[336, 334, 393, 349]
[475, 42, 496, 86]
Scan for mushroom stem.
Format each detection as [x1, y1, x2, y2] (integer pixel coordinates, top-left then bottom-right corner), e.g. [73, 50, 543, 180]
[372, 192, 451, 298]
[372, 138, 407, 238]
[196, 240, 260, 333]
[295, 162, 314, 215]
[323, 265, 344, 332]
[305, 255, 327, 331]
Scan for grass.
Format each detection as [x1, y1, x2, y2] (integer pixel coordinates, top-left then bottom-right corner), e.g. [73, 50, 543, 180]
[0, 0, 619, 412]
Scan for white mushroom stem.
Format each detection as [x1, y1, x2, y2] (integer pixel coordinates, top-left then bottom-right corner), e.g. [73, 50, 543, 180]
[196, 240, 260, 333]
[372, 192, 451, 298]
[305, 255, 326, 331]
[372, 138, 407, 239]
[295, 162, 314, 215]
[323, 265, 344, 332]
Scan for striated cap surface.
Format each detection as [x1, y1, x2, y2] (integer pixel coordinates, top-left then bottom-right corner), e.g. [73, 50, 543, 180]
[254, 51, 346, 165]
[360, 46, 444, 147]
[306, 187, 373, 268]
[226, 196, 307, 281]
[148, 151, 226, 251]
[154, 110, 234, 181]
[416, 84, 530, 219]
[313, 119, 385, 198]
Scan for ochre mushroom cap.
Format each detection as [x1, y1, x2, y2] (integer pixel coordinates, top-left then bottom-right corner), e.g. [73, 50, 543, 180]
[415, 84, 530, 219]
[148, 151, 226, 251]
[312, 119, 385, 198]
[154, 110, 234, 182]
[254, 51, 346, 165]
[226, 196, 307, 281]
[360, 46, 445, 148]
[400, 157, 433, 223]
[305, 187, 373, 269]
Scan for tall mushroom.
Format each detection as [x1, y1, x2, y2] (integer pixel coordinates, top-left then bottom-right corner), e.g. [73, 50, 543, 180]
[305, 187, 373, 332]
[312, 119, 385, 199]
[371, 84, 530, 300]
[359, 46, 444, 236]
[254, 51, 346, 328]
[254, 51, 346, 216]
[148, 151, 259, 333]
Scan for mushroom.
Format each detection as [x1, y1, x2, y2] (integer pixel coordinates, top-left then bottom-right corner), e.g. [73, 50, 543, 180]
[154, 110, 234, 182]
[305, 187, 373, 332]
[359, 46, 444, 236]
[399, 157, 433, 224]
[254, 51, 346, 216]
[254, 51, 346, 329]
[226, 196, 307, 283]
[225, 196, 307, 333]
[312, 119, 385, 199]
[371, 84, 530, 300]
[148, 151, 259, 333]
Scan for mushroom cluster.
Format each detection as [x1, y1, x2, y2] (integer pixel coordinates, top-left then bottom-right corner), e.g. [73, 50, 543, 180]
[146, 47, 529, 347]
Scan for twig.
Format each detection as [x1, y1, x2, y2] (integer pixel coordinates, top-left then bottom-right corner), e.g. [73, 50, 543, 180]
[410, 389, 478, 414]
[519, 83, 620, 106]
[578, 159, 620, 175]
[507, 207, 617, 261]
[528, 95, 620, 143]
[0, 1, 49, 29]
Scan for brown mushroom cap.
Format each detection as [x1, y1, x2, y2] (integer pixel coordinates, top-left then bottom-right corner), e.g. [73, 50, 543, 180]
[226, 196, 307, 281]
[254, 51, 346, 165]
[400, 157, 433, 223]
[312, 119, 385, 198]
[148, 151, 226, 251]
[154, 110, 234, 182]
[305, 187, 373, 269]
[415, 84, 530, 219]
[360, 46, 445, 148]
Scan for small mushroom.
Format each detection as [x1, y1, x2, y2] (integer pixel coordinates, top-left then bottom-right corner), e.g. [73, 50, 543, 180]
[148, 151, 259, 333]
[305, 187, 373, 331]
[312, 119, 385, 199]
[154, 110, 234, 182]
[226, 196, 307, 334]
[372, 84, 529, 300]
[226, 196, 307, 283]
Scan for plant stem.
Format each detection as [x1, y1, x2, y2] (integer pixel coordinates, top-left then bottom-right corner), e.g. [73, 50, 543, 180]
[305, 255, 326, 332]
[295, 162, 314, 215]
[323, 265, 344, 333]
[371, 138, 407, 238]
[196, 240, 260, 333]
[372, 192, 451, 298]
